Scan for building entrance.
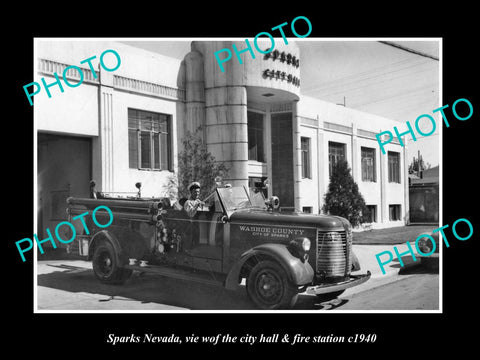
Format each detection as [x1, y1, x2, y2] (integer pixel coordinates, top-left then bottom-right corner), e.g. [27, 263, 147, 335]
[37, 133, 92, 248]
[271, 112, 294, 209]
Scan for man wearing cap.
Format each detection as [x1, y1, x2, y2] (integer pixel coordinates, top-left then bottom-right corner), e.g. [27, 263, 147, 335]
[184, 182, 207, 217]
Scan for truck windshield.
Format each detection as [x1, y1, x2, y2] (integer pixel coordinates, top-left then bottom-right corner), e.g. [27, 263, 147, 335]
[217, 186, 252, 211]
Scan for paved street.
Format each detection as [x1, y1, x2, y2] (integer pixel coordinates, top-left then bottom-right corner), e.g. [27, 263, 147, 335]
[338, 272, 439, 310]
[36, 243, 440, 311]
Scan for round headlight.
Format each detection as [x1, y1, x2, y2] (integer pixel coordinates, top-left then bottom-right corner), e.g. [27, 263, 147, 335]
[302, 238, 311, 252]
[287, 238, 311, 262]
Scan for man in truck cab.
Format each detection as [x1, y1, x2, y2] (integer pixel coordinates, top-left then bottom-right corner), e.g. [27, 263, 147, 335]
[184, 182, 207, 217]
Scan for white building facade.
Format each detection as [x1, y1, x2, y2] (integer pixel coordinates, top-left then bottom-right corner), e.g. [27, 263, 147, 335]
[296, 95, 408, 226]
[34, 39, 408, 241]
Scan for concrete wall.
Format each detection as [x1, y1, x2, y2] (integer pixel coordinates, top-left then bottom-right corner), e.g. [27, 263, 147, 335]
[35, 83, 99, 136]
[297, 96, 408, 228]
[35, 40, 185, 198]
[36, 40, 181, 87]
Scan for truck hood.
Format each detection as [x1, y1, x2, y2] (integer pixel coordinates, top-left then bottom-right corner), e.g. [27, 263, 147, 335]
[229, 208, 349, 231]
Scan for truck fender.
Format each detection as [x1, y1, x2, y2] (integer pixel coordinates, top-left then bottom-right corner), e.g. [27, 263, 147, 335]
[224, 243, 314, 291]
[351, 250, 361, 271]
[88, 230, 124, 264]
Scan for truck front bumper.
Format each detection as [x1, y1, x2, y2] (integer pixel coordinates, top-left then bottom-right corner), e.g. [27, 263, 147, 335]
[305, 271, 371, 295]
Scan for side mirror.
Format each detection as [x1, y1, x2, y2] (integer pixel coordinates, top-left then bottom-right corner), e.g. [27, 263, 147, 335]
[220, 215, 229, 223]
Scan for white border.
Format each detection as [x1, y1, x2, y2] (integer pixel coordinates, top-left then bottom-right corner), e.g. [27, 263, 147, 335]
[33, 37, 442, 314]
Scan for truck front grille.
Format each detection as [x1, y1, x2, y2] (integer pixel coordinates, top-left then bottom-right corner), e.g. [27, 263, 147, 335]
[316, 229, 352, 278]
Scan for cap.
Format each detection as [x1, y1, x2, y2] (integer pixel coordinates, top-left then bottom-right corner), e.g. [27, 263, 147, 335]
[188, 182, 201, 191]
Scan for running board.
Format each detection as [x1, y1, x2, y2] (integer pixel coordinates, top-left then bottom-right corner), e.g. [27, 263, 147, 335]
[124, 263, 225, 287]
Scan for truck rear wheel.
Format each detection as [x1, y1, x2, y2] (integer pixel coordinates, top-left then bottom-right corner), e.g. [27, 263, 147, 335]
[92, 241, 132, 285]
[246, 260, 298, 309]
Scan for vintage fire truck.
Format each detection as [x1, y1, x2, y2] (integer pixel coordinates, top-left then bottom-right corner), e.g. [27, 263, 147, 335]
[66, 182, 370, 309]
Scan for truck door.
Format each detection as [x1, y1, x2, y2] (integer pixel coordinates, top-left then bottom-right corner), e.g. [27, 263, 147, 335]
[187, 191, 224, 273]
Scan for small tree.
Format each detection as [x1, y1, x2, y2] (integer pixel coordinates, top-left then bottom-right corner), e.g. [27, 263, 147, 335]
[177, 129, 229, 199]
[408, 155, 431, 174]
[322, 160, 369, 227]
[161, 172, 178, 200]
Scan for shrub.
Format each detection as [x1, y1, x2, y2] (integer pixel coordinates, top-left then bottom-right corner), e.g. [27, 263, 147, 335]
[322, 160, 369, 227]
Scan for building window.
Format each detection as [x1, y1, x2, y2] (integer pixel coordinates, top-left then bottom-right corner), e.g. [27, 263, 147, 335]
[248, 111, 264, 162]
[328, 141, 346, 175]
[389, 204, 402, 221]
[302, 206, 312, 213]
[301, 137, 311, 179]
[388, 151, 401, 183]
[128, 108, 171, 170]
[366, 205, 377, 223]
[361, 147, 376, 182]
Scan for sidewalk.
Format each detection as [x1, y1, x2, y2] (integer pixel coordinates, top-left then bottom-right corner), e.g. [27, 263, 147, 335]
[353, 243, 418, 277]
[353, 224, 438, 245]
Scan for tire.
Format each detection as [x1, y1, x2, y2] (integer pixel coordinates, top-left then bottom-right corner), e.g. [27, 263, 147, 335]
[92, 241, 132, 285]
[316, 290, 345, 302]
[246, 260, 299, 310]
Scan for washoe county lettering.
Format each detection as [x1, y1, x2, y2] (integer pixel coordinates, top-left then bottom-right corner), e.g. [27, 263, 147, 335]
[214, 16, 312, 72]
[375, 217, 473, 274]
[15, 205, 114, 262]
[376, 98, 473, 155]
[23, 49, 121, 106]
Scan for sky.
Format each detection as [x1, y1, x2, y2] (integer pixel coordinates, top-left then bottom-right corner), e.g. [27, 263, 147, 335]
[120, 39, 440, 168]
[297, 40, 440, 168]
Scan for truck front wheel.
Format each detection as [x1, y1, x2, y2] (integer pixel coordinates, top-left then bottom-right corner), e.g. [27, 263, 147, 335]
[92, 241, 132, 285]
[246, 260, 298, 309]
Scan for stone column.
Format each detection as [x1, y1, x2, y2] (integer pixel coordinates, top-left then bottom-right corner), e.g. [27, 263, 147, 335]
[265, 106, 272, 199]
[379, 132, 388, 223]
[93, 67, 115, 193]
[205, 86, 248, 188]
[351, 122, 359, 183]
[292, 101, 302, 210]
[317, 118, 325, 213]
[403, 142, 410, 224]
[184, 50, 205, 139]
